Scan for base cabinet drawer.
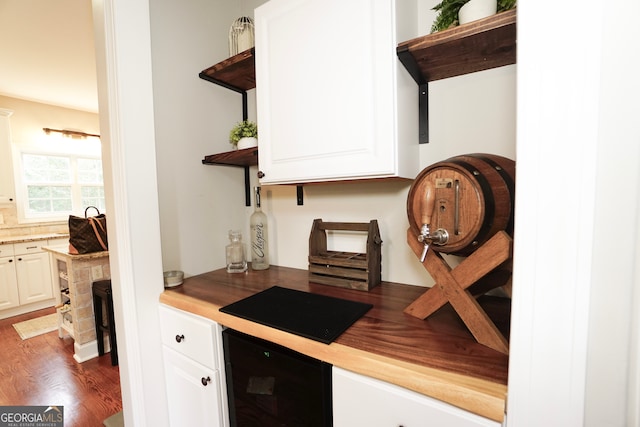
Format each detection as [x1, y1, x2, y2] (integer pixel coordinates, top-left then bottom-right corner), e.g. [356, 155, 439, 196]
[332, 367, 500, 427]
[159, 304, 220, 369]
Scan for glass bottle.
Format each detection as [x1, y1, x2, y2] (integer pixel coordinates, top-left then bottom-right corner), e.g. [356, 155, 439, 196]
[250, 187, 269, 270]
[226, 230, 247, 273]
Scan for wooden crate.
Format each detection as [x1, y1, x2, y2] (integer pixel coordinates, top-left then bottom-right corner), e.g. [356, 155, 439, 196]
[308, 219, 382, 291]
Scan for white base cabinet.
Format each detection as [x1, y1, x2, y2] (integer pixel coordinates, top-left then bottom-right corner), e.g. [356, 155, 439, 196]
[0, 240, 55, 319]
[163, 346, 223, 427]
[15, 249, 53, 305]
[332, 367, 501, 427]
[255, 0, 418, 184]
[0, 254, 19, 310]
[159, 304, 228, 427]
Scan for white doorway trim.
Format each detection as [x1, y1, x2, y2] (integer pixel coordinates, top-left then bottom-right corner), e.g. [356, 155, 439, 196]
[92, 0, 169, 425]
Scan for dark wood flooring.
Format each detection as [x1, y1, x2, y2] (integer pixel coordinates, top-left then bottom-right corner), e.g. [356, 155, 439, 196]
[0, 307, 122, 427]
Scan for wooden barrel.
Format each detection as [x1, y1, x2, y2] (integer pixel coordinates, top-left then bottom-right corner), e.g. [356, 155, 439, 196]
[407, 153, 515, 256]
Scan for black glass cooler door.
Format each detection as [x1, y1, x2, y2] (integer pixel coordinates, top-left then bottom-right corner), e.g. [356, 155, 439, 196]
[222, 329, 332, 427]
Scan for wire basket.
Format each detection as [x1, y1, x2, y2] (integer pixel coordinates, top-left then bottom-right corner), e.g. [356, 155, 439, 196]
[229, 16, 255, 57]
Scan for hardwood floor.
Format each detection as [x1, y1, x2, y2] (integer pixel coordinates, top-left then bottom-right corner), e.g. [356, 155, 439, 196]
[0, 307, 122, 427]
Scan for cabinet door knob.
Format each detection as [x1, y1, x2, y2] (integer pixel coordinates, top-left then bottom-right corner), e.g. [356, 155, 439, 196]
[201, 376, 211, 386]
[17, 257, 22, 261]
[8, 259, 13, 263]
[257, 171, 265, 178]
[175, 334, 185, 343]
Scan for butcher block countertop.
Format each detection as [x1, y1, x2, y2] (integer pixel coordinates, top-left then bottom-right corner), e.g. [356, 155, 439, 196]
[160, 265, 510, 422]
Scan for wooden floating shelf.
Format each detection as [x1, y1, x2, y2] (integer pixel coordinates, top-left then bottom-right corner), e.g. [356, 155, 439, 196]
[397, 9, 517, 84]
[199, 48, 256, 93]
[202, 147, 258, 167]
[396, 9, 516, 143]
[202, 147, 257, 206]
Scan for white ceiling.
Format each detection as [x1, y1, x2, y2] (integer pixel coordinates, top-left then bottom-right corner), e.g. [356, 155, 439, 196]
[0, 0, 98, 113]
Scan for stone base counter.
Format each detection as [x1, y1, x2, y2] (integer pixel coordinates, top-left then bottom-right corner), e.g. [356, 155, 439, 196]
[43, 245, 110, 363]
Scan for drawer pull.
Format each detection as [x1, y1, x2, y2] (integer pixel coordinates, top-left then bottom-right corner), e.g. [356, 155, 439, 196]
[26, 245, 38, 250]
[201, 376, 211, 386]
[175, 334, 185, 343]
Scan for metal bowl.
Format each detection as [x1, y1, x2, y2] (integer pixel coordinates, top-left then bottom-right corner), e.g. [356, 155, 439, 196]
[163, 270, 184, 288]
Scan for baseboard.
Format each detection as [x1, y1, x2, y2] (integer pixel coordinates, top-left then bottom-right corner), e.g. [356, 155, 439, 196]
[0, 299, 55, 320]
[73, 336, 112, 363]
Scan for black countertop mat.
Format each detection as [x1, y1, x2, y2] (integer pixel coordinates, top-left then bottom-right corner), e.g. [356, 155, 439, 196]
[219, 286, 373, 344]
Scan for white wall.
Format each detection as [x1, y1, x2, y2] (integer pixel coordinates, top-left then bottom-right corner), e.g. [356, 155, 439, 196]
[151, 0, 247, 277]
[0, 95, 100, 145]
[249, 1, 516, 288]
[150, 0, 515, 288]
[141, 0, 519, 288]
[151, 0, 265, 277]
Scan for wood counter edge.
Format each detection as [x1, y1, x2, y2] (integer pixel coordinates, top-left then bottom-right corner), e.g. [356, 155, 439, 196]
[160, 291, 507, 422]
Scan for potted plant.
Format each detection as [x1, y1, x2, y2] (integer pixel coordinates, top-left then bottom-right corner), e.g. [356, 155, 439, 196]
[229, 120, 258, 149]
[430, 0, 515, 33]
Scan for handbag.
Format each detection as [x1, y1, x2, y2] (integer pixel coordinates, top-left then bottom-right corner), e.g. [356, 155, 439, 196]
[68, 206, 108, 254]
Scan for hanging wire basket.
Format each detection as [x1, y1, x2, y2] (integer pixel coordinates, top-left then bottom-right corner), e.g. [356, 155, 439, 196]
[229, 16, 255, 57]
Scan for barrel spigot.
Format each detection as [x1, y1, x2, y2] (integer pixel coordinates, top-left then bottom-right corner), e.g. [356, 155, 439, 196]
[417, 224, 449, 262]
[417, 181, 449, 262]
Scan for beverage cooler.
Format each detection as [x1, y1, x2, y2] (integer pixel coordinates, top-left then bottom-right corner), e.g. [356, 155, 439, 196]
[222, 328, 333, 426]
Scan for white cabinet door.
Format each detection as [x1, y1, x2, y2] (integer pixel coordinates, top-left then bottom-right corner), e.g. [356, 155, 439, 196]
[332, 367, 501, 427]
[163, 346, 225, 427]
[0, 257, 19, 311]
[255, 0, 418, 184]
[15, 252, 53, 305]
[0, 109, 15, 204]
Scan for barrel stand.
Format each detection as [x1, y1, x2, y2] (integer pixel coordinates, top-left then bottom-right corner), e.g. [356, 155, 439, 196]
[405, 229, 512, 354]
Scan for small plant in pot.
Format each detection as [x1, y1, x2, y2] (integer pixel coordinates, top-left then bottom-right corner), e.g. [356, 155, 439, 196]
[431, 0, 516, 33]
[229, 120, 258, 150]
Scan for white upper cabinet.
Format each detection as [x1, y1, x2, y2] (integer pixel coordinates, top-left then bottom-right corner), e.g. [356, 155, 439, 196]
[255, 0, 418, 184]
[0, 110, 15, 204]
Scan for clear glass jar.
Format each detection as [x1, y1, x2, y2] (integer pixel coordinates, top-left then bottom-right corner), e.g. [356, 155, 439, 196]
[226, 230, 247, 273]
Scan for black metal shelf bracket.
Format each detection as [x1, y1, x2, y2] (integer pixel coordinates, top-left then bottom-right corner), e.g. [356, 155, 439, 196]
[296, 185, 304, 205]
[419, 83, 429, 143]
[244, 166, 251, 206]
[397, 47, 429, 144]
[199, 73, 253, 206]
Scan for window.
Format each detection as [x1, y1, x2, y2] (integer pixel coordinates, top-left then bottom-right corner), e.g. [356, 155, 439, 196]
[13, 136, 104, 223]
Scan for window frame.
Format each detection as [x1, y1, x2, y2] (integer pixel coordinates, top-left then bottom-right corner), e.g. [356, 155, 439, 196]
[12, 136, 104, 224]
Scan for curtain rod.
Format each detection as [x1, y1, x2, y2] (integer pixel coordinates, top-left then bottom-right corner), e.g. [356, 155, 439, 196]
[43, 127, 100, 138]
